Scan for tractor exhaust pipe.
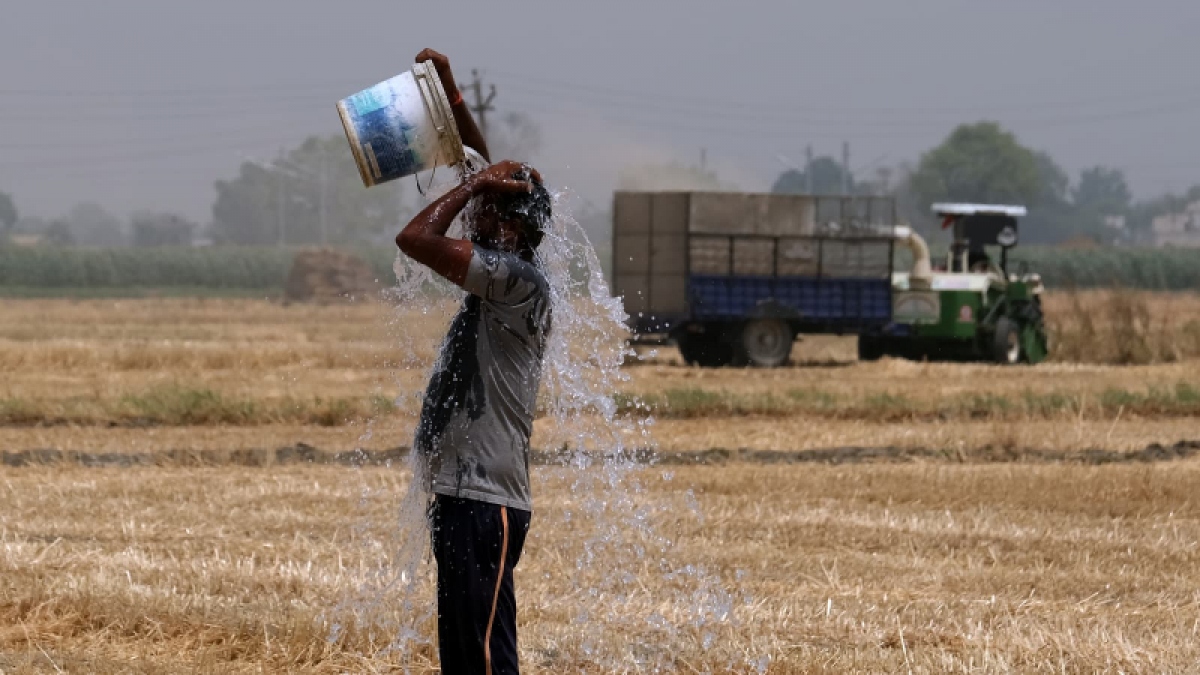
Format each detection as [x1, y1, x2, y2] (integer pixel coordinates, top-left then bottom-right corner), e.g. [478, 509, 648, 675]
[893, 225, 932, 288]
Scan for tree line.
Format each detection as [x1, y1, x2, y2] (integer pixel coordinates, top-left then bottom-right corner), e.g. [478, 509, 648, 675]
[1, 111, 543, 249]
[773, 121, 1187, 246]
[0, 119, 1195, 249]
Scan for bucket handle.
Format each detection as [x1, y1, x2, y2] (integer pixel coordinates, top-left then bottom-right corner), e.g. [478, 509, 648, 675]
[413, 61, 466, 168]
[412, 61, 466, 197]
[414, 67, 446, 135]
[414, 163, 438, 198]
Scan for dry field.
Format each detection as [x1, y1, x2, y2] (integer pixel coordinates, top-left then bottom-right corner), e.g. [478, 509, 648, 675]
[4, 464, 1200, 673]
[2, 294, 1199, 455]
[2, 295, 1200, 672]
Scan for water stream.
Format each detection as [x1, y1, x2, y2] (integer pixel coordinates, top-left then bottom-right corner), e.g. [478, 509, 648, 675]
[326, 184, 764, 672]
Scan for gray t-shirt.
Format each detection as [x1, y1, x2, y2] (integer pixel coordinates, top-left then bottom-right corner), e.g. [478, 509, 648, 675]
[415, 247, 551, 511]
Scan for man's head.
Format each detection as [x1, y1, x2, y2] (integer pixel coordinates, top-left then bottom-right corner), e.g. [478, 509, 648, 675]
[470, 164, 551, 260]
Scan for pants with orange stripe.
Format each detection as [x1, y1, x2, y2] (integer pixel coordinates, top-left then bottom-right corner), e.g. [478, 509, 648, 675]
[431, 495, 531, 675]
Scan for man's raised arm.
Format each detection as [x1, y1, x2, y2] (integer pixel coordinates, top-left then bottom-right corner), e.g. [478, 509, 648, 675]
[395, 161, 533, 286]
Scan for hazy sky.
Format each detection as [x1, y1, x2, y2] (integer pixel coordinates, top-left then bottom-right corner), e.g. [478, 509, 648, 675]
[2, 0, 1198, 223]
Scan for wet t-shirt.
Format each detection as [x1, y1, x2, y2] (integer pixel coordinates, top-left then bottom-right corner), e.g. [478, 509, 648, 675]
[415, 247, 551, 511]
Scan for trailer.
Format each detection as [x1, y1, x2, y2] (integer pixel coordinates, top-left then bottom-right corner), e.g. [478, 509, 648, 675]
[612, 192, 1049, 367]
[612, 191, 902, 367]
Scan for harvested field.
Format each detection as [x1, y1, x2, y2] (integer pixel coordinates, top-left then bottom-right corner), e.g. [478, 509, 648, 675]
[3, 463, 1200, 672]
[2, 295, 1199, 672]
[3, 295, 1199, 435]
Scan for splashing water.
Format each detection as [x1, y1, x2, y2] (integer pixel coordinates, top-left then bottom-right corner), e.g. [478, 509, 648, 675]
[325, 181, 761, 672]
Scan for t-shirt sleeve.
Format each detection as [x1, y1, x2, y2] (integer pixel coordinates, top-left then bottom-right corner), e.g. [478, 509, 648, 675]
[464, 248, 547, 305]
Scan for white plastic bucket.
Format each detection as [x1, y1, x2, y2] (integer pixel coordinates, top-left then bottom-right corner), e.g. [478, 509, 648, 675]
[336, 61, 466, 188]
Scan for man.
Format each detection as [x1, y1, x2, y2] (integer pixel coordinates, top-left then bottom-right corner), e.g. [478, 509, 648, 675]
[397, 48, 552, 675]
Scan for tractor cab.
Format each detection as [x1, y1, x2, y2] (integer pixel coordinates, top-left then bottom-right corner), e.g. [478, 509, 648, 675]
[933, 203, 1026, 283]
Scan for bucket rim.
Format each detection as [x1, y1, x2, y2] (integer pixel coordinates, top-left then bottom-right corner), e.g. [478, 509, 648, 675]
[336, 101, 376, 187]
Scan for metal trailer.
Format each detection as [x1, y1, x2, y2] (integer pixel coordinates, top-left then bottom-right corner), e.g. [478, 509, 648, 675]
[612, 191, 899, 367]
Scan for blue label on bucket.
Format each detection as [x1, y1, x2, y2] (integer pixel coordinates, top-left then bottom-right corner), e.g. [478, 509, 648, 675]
[349, 86, 388, 116]
[358, 112, 421, 179]
[342, 98, 423, 182]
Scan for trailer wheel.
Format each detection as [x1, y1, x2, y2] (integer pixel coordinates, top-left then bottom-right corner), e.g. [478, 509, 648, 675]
[993, 318, 1021, 365]
[740, 319, 793, 367]
[857, 336, 886, 362]
[677, 333, 735, 368]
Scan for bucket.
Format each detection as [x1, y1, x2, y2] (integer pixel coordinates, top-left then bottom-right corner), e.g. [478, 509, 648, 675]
[336, 61, 466, 188]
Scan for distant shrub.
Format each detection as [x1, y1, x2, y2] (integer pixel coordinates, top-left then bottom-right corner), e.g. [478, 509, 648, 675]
[0, 246, 295, 289]
[0, 245, 1195, 292]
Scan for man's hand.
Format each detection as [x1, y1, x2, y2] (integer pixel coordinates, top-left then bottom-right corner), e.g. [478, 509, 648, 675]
[415, 48, 459, 100]
[467, 161, 542, 196]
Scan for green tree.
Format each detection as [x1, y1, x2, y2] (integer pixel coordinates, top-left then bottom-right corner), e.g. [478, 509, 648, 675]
[67, 202, 126, 246]
[1073, 166, 1131, 216]
[131, 212, 195, 247]
[0, 191, 16, 240]
[772, 156, 852, 195]
[1022, 151, 1074, 244]
[43, 220, 75, 246]
[212, 135, 404, 246]
[909, 122, 1043, 209]
[1033, 151, 1070, 207]
[1062, 166, 1132, 244]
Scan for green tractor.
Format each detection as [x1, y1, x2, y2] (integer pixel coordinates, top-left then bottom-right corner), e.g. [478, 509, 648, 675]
[859, 203, 1049, 364]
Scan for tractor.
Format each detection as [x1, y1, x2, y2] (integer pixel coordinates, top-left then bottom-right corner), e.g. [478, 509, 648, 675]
[859, 203, 1049, 364]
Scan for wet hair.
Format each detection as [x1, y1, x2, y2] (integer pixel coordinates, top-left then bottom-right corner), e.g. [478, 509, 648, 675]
[491, 167, 551, 253]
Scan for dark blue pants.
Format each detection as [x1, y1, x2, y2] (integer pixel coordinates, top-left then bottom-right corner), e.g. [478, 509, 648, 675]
[431, 495, 531, 675]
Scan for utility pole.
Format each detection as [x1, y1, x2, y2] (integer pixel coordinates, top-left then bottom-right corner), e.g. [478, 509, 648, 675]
[699, 148, 707, 172]
[841, 141, 851, 195]
[804, 145, 813, 194]
[467, 69, 497, 143]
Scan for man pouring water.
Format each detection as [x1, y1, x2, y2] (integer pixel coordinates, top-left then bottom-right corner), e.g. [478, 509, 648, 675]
[396, 48, 552, 675]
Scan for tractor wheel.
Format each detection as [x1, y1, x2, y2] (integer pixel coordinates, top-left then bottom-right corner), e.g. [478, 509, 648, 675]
[857, 335, 886, 362]
[740, 319, 793, 367]
[1018, 300, 1049, 364]
[677, 332, 735, 368]
[992, 317, 1021, 365]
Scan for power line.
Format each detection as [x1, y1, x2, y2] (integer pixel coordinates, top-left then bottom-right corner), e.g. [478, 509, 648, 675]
[7, 70, 1199, 119]
[0, 124, 309, 151]
[4, 73, 1198, 139]
[0, 134, 303, 172]
[490, 68, 1200, 116]
[7, 86, 1198, 170]
[0, 80, 351, 98]
[501, 81, 1200, 130]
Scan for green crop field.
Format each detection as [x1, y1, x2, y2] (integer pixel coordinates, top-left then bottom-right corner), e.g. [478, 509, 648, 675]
[2, 245, 1198, 295]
